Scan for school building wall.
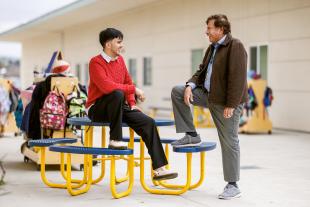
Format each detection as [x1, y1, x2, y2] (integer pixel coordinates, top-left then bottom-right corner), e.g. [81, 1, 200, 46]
[19, 0, 310, 132]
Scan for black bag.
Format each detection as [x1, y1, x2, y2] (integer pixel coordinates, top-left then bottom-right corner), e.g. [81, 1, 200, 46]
[9, 87, 19, 113]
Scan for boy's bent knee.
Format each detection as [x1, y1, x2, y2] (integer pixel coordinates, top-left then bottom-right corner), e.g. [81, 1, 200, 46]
[144, 116, 156, 127]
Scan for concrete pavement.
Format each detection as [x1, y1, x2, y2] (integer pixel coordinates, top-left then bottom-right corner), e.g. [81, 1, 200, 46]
[0, 126, 310, 207]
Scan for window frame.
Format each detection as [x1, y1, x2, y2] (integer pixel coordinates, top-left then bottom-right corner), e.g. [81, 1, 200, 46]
[249, 44, 268, 80]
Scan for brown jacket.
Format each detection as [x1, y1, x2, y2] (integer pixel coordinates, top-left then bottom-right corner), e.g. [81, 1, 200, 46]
[187, 33, 248, 108]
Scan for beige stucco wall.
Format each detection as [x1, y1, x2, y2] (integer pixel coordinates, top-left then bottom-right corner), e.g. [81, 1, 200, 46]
[21, 32, 63, 87]
[20, 0, 310, 132]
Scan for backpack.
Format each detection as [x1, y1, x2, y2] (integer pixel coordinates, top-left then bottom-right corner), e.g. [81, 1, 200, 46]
[14, 99, 23, 128]
[263, 87, 273, 107]
[39, 87, 67, 130]
[9, 87, 20, 113]
[245, 86, 258, 116]
[67, 86, 87, 118]
[21, 102, 32, 136]
[66, 85, 87, 131]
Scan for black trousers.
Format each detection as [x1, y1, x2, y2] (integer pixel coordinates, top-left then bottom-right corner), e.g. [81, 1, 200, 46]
[88, 90, 168, 169]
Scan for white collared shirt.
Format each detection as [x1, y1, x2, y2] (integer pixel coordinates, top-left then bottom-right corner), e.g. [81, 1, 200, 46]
[100, 51, 118, 63]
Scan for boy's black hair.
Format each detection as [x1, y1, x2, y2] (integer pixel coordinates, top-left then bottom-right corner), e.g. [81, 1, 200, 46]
[99, 28, 123, 48]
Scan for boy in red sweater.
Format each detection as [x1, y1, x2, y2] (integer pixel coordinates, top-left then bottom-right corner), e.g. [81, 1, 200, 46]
[86, 28, 177, 180]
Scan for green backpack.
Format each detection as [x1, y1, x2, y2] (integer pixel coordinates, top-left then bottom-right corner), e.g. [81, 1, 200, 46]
[66, 85, 87, 131]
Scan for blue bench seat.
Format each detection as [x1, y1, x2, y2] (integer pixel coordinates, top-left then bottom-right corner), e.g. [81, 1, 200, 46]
[121, 136, 177, 144]
[173, 142, 216, 153]
[49, 146, 133, 155]
[28, 138, 77, 147]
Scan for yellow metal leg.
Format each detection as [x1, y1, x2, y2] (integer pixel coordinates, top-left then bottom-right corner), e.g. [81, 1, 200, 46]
[92, 126, 107, 184]
[66, 153, 93, 196]
[158, 152, 205, 190]
[139, 140, 191, 195]
[114, 158, 130, 184]
[57, 127, 95, 195]
[78, 126, 107, 185]
[165, 144, 170, 169]
[59, 152, 88, 186]
[39, 147, 84, 189]
[115, 128, 135, 184]
[110, 154, 134, 198]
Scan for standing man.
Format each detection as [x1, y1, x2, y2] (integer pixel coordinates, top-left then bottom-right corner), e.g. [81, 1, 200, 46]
[171, 14, 247, 199]
[86, 28, 177, 181]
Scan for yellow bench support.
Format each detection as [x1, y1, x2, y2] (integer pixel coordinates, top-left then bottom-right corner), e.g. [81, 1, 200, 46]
[139, 140, 192, 195]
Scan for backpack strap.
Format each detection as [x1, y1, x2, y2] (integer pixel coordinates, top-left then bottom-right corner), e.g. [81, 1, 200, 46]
[72, 85, 81, 97]
[52, 85, 60, 94]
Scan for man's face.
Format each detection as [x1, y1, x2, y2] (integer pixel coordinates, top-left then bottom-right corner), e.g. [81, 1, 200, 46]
[105, 37, 123, 57]
[205, 20, 224, 43]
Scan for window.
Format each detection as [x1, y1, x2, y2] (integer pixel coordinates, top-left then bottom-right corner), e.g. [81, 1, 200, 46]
[128, 58, 137, 84]
[259, 45, 268, 80]
[249, 45, 268, 80]
[191, 49, 204, 75]
[143, 57, 152, 86]
[250, 47, 257, 71]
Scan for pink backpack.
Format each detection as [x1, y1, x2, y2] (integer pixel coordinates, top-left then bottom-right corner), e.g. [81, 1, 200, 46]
[40, 88, 67, 130]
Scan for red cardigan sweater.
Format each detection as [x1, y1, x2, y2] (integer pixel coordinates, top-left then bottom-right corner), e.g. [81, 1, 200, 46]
[86, 54, 136, 108]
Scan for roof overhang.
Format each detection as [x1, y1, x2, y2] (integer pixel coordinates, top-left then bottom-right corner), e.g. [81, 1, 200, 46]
[0, 0, 156, 42]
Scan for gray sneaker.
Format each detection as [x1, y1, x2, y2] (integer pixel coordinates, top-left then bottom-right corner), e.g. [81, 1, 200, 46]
[171, 134, 202, 147]
[218, 184, 241, 200]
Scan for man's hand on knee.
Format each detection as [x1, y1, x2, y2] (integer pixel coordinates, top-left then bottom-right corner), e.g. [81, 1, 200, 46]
[184, 86, 193, 106]
[223, 107, 235, 118]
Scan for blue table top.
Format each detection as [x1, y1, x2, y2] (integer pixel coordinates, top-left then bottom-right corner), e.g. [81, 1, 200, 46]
[67, 117, 174, 127]
[173, 142, 217, 153]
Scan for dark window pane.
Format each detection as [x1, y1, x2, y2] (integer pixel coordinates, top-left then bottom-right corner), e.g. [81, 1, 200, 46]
[128, 58, 137, 84]
[250, 47, 257, 72]
[191, 49, 204, 75]
[143, 57, 152, 86]
[260, 45, 268, 80]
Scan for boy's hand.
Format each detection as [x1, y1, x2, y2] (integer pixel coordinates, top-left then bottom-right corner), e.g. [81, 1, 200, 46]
[135, 87, 146, 102]
[131, 105, 142, 111]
